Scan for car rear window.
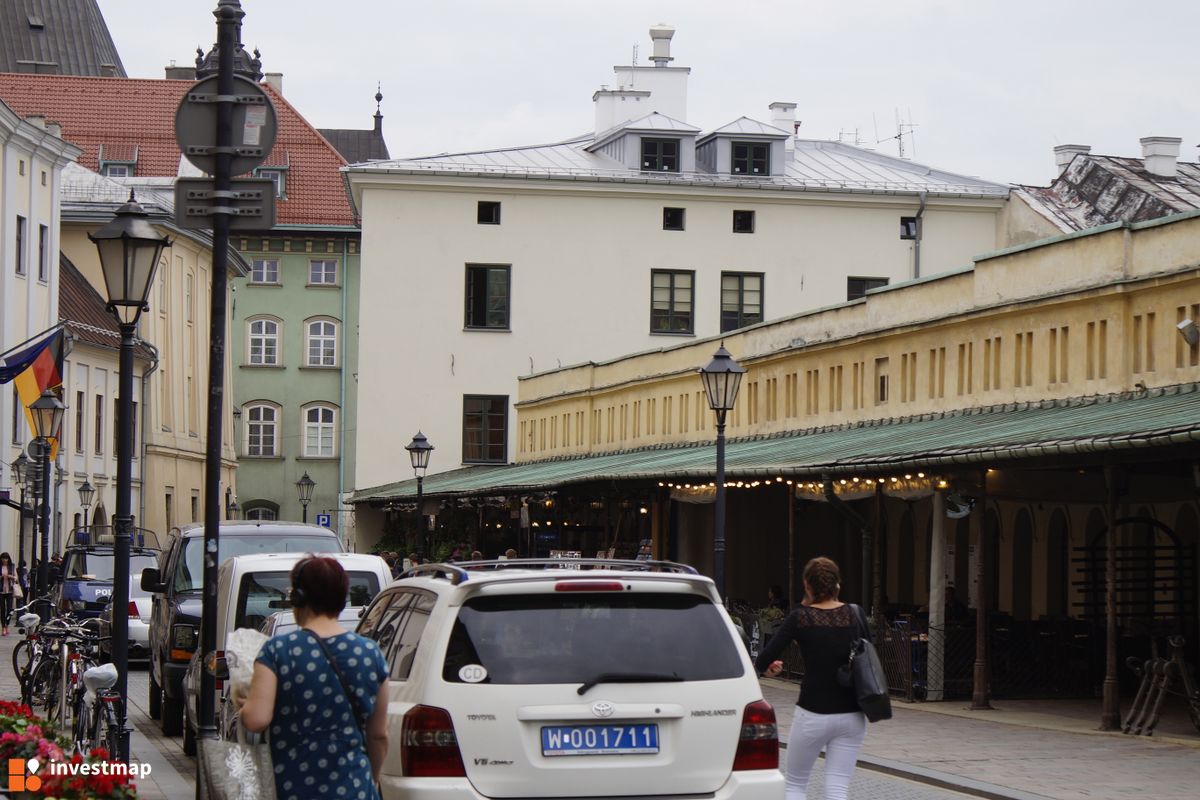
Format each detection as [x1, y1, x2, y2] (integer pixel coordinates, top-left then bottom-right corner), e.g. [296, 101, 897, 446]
[66, 551, 158, 582]
[236, 570, 380, 631]
[174, 534, 341, 592]
[441, 592, 744, 685]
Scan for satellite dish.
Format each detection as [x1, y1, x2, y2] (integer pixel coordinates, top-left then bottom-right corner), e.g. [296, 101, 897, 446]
[945, 493, 976, 519]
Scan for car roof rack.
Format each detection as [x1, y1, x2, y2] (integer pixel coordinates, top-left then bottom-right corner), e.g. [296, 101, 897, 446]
[400, 558, 698, 585]
[68, 526, 161, 550]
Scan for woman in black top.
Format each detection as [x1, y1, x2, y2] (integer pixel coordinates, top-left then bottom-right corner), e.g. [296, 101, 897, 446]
[755, 557, 866, 800]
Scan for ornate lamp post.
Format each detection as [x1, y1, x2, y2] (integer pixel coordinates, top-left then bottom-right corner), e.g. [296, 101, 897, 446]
[29, 390, 65, 614]
[405, 431, 434, 556]
[296, 472, 315, 523]
[77, 478, 95, 532]
[12, 453, 29, 591]
[699, 344, 745, 601]
[89, 191, 169, 763]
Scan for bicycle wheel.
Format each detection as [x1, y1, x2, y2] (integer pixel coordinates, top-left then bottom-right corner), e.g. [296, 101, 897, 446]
[28, 658, 60, 722]
[94, 697, 119, 759]
[12, 639, 32, 682]
[72, 693, 92, 755]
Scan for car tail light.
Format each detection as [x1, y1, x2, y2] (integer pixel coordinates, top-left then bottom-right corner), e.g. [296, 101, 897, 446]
[128, 602, 139, 617]
[555, 581, 625, 592]
[401, 705, 466, 777]
[732, 700, 778, 771]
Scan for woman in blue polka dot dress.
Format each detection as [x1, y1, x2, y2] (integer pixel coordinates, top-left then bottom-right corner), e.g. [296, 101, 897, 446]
[240, 556, 391, 800]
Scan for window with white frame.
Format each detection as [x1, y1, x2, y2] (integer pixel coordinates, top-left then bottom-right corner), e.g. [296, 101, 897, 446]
[250, 258, 280, 284]
[245, 403, 279, 457]
[303, 404, 337, 457]
[244, 504, 278, 521]
[248, 317, 281, 365]
[308, 259, 338, 285]
[305, 319, 338, 367]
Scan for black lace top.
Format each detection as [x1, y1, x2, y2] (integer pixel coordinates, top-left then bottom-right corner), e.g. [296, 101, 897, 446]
[754, 604, 864, 715]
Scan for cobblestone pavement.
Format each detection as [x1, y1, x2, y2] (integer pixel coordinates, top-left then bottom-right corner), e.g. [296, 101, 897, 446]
[762, 679, 1200, 800]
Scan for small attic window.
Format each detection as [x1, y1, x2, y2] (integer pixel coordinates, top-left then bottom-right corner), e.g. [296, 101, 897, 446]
[254, 168, 287, 199]
[641, 138, 679, 172]
[27, 14, 45, 29]
[102, 164, 130, 178]
[900, 217, 918, 240]
[732, 142, 769, 175]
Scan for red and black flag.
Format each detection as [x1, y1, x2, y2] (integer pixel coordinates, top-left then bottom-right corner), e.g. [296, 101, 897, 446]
[0, 326, 66, 455]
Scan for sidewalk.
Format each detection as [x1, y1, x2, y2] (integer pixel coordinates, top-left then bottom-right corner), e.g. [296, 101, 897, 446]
[761, 679, 1200, 800]
[0, 632, 192, 800]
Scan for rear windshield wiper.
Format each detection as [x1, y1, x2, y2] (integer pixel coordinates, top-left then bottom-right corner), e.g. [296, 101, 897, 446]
[577, 672, 683, 696]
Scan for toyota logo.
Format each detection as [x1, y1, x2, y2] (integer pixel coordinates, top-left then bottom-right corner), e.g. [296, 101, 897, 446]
[591, 701, 615, 718]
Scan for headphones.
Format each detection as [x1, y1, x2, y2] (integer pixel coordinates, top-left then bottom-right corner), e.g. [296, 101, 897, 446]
[290, 558, 314, 608]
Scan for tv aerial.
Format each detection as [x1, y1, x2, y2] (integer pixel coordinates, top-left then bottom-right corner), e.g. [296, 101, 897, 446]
[874, 108, 918, 159]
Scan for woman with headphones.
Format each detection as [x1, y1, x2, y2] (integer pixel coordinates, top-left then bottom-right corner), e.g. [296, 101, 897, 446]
[240, 555, 390, 799]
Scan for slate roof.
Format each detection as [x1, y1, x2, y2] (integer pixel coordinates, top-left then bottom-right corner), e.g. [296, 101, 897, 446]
[0, 0, 124, 77]
[0, 73, 356, 228]
[361, 133, 1009, 197]
[318, 127, 390, 164]
[1014, 154, 1200, 232]
[352, 383, 1200, 502]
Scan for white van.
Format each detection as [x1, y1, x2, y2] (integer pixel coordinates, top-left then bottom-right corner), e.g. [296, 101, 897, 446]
[181, 551, 391, 753]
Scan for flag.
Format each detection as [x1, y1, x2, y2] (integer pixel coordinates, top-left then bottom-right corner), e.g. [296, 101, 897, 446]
[0, 327, 65, 457]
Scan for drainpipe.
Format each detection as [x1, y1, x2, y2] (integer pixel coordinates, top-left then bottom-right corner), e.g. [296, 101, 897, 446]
[913, 191, 927, 279]
[822, 474, 872, 607]
[138, 341, 160, 535]
[338, 237, 349, 548]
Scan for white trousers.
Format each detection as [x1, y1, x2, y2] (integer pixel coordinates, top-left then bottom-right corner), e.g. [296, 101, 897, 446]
[784, 707, 866, 800]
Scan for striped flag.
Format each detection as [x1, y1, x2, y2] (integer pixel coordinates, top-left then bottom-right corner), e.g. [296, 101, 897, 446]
[0, 327, 65, 456]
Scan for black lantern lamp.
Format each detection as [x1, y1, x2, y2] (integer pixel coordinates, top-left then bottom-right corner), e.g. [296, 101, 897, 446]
[405, 431, 435, 555]
[88, 192, 170, 325]
[698, 343, 745, 601]
[30, 389, 66, 442]
[78, 479, 95, 531]
[296, 472, 316, 523]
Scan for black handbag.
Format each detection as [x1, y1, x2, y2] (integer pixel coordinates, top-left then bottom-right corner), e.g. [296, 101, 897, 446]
[836, 604, 892, 722]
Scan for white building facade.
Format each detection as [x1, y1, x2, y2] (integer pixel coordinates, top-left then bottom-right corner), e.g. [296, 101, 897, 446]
[346, 27, 1010, 496]
[1, 101, 79, 556]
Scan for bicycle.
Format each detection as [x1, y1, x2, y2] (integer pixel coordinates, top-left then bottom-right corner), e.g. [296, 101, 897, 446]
[26, 620, 104, 733]
[1123, 635, 1200, 735]
[72, 661, 120, 757]
[11, 597, 57, 692]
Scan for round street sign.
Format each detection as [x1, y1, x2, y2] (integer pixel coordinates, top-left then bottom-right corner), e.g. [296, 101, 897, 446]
[175, 75, 278, 176]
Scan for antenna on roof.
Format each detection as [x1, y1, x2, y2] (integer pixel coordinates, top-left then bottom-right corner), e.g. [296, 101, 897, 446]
[632, 43, 638, 66]
[837, 128, 865, 147]
[874, 108, 919, 159]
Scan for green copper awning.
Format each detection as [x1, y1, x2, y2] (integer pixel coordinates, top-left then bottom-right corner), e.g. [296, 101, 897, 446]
[351, 384, 1200, 504]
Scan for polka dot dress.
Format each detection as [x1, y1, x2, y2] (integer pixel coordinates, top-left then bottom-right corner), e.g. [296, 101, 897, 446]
[257, 630, 388, 800]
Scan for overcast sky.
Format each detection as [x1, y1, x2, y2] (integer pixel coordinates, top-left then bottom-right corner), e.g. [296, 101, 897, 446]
[98, 0, 1198, 186]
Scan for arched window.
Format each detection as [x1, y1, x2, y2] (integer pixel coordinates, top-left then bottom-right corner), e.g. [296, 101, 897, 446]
[305, 318, 338, 367]
[302, 403, 337, 458]
[244, 402, 280, 457]
[244, 502, 279, 521]
[248, 317, 281, 365]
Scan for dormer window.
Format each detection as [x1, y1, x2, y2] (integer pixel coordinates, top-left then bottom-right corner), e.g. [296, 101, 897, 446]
[98, 144, 137, 178]
[102, 164, 130, 178]
[641, 138, 680, 172]
[255, 168, 287, 199]
[732, 142, 769, 175]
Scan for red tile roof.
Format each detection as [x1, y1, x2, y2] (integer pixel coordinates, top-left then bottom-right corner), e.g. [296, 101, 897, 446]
[0, 73, 355, 227]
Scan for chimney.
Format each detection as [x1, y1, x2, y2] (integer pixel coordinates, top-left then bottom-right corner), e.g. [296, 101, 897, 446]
[46, 122, 61, 138]
[769, 102, 797, 152]
[25, 115, 45, 129]
[1053, 144, 1090, 174]
[264, 72, 283, 95]
[1140, 136, 1182, 179]
[164, 61, 196, 80]
[648, 25, 674, 67]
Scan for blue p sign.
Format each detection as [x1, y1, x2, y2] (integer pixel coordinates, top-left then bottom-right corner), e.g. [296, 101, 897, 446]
[315, 513, 332, 528]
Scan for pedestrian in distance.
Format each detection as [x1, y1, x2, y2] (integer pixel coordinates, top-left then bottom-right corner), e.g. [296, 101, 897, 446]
[0, 552, 16, 635]
[239, 555, 390, 800]
[756, 557, 868, 800]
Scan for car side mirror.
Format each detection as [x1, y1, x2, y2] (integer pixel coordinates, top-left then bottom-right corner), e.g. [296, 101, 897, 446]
[204, 651, 230, 680]
[140, 567, 166, 594]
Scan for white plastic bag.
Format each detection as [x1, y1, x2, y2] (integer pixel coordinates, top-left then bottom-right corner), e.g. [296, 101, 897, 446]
[225, 627, 269, 694]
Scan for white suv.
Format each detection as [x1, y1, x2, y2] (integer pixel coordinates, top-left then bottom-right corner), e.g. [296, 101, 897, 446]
[356, 559, 782, 800]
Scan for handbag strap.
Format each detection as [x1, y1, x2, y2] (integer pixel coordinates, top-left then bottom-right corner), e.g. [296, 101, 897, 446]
[306, 631, 369, 751]
[849, 603, 873, 642]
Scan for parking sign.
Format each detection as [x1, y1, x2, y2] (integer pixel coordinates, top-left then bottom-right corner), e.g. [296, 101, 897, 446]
[315, 513, 332, 528]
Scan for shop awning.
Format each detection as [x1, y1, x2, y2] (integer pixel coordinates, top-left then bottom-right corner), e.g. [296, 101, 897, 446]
[351, 384, 1200, 504]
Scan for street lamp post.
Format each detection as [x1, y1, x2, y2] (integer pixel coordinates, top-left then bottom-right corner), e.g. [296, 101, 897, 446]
[296, 473, 315, 523]
[699, 344, 745, 601]
[78, 478, 95, 532]
[12, 454, 29, 590]
[405, 432, 434, 557]
[89, 191, 169, 764]
[29, 391, 65, 617]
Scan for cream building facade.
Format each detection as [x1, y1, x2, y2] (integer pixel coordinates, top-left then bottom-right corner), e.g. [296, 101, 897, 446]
[346, 27, 1010, 497]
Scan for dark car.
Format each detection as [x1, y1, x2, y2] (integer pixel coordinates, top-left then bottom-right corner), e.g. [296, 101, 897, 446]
[139, 521, 344, 736]
[57, 528, 160, 618]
